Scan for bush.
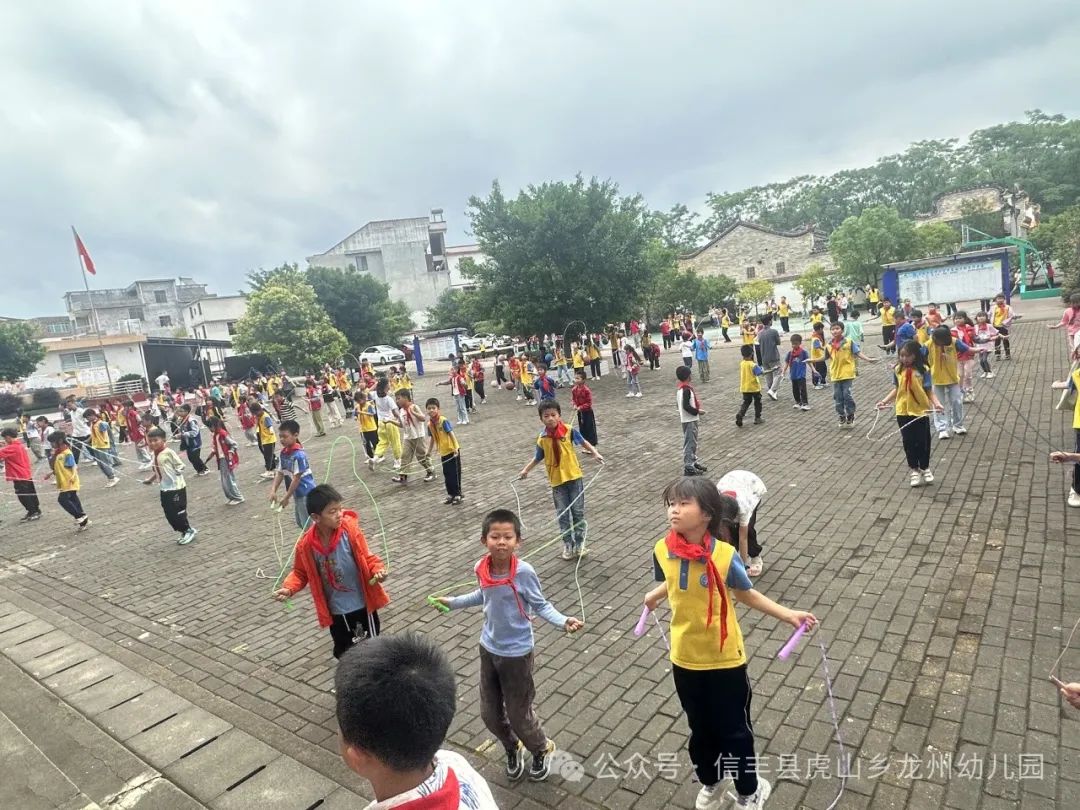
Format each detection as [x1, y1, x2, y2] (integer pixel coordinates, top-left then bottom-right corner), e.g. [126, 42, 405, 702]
[118, 373, 144, 383]
[31, 388, 61, 409]
[0, 392, 22, 418]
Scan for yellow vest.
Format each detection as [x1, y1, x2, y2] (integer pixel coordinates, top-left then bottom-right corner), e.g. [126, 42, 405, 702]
[739, 360, 761, 393]
[880, 305, 895, 326]
[827, 338, 857, 381]
[928, 342, 960, 386]
[1073, 369, 1080, 430]
[894, 367, 932, 416]
[778, 302, 790, 317]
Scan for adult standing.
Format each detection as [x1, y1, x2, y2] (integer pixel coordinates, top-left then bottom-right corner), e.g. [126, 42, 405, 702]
[826, 293, 839, 324]
[155, 370, 171, 395]
[64, 396, 92, 465]
[660, 317, 672, 350]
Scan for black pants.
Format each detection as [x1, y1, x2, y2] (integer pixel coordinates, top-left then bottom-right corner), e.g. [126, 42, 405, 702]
[495, 366, 507, 385]
[160, 489, 191, 533]
[897, 415, 931, 470]
[260, 440, 276, 471]
[14, 480, 40, 516]
[737, 392, 762, 420]
[945, 302, 957, 315]
[118, 427, 128, 444]
[329, 609, 380, 659]
[790, 377, 808, 406]
[672, 664, 758, 795]
[683, 356, 693, 368]
[475, 380, 486, 401]
[187, 446, 208, 474]
[868, 302, 878, 316]
[722, 505, 762, 558]
[812, 360, 828, 385]
[647, 350, 658, 370]
[721, 327, 730, 342]
[612, 350, 621, 368]
[442, 453, 462, 497]
[978, 353, 992, 374]
[589, 359, 601, 379]
[57, 491, 85, 520]
[662, 334, 672, 349]
[994, 326, 1011, 357]
[577, 408, 598, 446]
[980, 298, 992, 312]
[882, 324, 896, 353]
[779, 317, 789, 333]
[71, 436, 90, 464]
[465, 389, 475, 411]
[362, 429, 378, 458]
[1074, 429, 1080, 494]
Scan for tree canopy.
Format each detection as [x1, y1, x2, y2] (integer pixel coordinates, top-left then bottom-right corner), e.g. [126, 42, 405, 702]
[232, 279, 348, 370]
[1032, 204, 1080, 300]
[738, 279, 775, 313]
[0, 321, 46, 381]
[793, 262, 833, 306]
[829, 206, 920, 288]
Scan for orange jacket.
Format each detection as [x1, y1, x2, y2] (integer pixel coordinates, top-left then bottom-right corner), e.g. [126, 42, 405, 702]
[282, 510, 389, 627]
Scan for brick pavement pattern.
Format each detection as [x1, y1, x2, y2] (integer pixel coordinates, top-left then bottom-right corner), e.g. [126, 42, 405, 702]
[1, 318, 1078, 809]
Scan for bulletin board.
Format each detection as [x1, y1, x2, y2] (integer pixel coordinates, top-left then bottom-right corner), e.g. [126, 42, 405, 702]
[884, 252, 1010, 306]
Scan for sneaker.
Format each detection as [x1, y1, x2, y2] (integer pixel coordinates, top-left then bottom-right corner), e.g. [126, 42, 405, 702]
[366, 457, 375, 470]
[693, 462, 708, 472]
[560, 547, 574, 560]
[27, 512, 42, 521]
[748, 556, 764, 577]
[451, 495, 463, 505]
[978, 372, 987, 379]
[390, 475, 406, 484]
[792, 404, 801, 410]
[76, 518, 91, 532]
[838, 419, 847, 429]
[260, 470, 276, 479]
[735, 417, 744, 427]
[505, 743, 525, 780]
[1068, 489, 1080, 508]
[196, 470, 210, 477]
[910, 471, 922, 488]
[695, 783, 725, 810]
[635, 392, 642, 398]
[737, 777, 772, 809]
[423, 472, 436, 482]
[138, 463, 152, 471]
[626, 392, 634, 398]
[373, 456, 385, 465]
[105, 477, 119, 488]
[528, 740, 555, 781]
[800, 404, 811, 411]
[985, 372, 995, 379]
[516, 395, 522, 401]
[753, 417, 764, 425]
[938, 431, 950, 440]
[576, 546, 588, 558]
[444, 496, 455, 505]
[954, 426, 967, 435]
[766, 390, 778, 401]
[922, 469, 935, 484]
[178, 528, 198, 545]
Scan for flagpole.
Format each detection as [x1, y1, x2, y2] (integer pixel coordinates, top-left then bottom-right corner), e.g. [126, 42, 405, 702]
[73, 227, 114, 394]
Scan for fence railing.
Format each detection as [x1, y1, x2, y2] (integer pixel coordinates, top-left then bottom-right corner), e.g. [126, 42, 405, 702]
[84, 379, 146, 399]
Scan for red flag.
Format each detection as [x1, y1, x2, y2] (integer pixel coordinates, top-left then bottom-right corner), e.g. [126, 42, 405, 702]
[72, 227, 96, 275]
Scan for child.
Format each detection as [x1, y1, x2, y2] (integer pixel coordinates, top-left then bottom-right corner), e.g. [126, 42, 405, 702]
[334, 633, 497, 810]
[124, 400, 152, 469]
[495, 352, 508, 388]
[680, 332, 695, 369]
[354, 389, 379, 458]
[392, 389, 436, 484]
[462, 360, 477, 414]
[991, 293, 1015, 359]
[571, 344, 586, 379]
[433, 509, 583, 782]
[1050, 343, 1080, 507]
[879, 298, 896, 354]
[876, 340, 945, 487]
[143, 427, 198, 544]
[273, 484, 388, 658]
[520, 356, 537, 402]
[1, 427, 41, 521]
[445, 363, 470, 424]
[508, 351, 523, 396]
[553, 345, 572, 386]
[624, 346, 643, 397]
[735, 344, 764, 428]
[809, 322, 828, 389]
[426, 398, 463, 505]
[587, 341, 602, 379]
[972, 311, 999, 380]
[783, 334, 810, 411]
[206, 415, 244, 505]
[716, 469, 768, 577]
[251, 401, 278, 479]
[177, 404, 210, 476]
[757, 316, 782, 399]
[692, 329, 711, 382]
[676, 364, 706, 477]
[533, 363, 558, 401]
[951, 312, 977, 403]
[570, 369, 599, 446]
[469, 356, 487, 404]
[306, 381, 326, 437]
[825, 320, 877, 428]
[46, 433, 90, 532]
[368, 378, 403, 469]
[644, 477, 816, 810]
[927, 325, 969, 439]
[519, 401, 603, 560]
[238, 399, 257, 446]
[271, 419, 317, 528]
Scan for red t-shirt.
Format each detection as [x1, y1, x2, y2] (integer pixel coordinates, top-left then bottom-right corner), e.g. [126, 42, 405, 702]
[0, 441, 32, 482]
[571, 384, 592, 411]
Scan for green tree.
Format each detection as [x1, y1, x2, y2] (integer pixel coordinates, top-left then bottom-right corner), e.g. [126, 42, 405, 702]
[829, 206, 919, 288]
[793, 262, 833, 308]
[306, 266, 413, 350]
[1032, 204, 1080, 300]
[738, 279, 775, 314]
[914, 222, 961, 258]
[0, 321, 46, 381]
[246, 263, 306, 291]
[232, 281, 347, 370]
[648, 204, 706, 253]
[466, 177, 657, 334]
[426, 287, 493, 332]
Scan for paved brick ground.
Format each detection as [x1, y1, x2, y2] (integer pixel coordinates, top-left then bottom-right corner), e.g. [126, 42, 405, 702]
[2, 313, 1079, 809]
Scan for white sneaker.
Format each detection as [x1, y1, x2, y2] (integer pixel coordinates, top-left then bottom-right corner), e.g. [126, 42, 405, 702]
[626, 393, 634, 397]
[923, 469, 935, 484]
[792, 404, 801, 410]
[366, 457, 375, 470]
[1069, 490, 1080, 508]
[516, 396, 522, 401]
[910, 470, 922, 487]
[953, 426, 967, 435]
[766, 390, 778, 401]
[800, 404, 811, 411]
[560, 548, 573, 560]
[986, 372, 995, 379]
[736, 777, 771, 809]
[695, 781, 730, 810]
[105, 477, 119, 488]
[938, 431, 950, 440]
[635, 392, 642, 398]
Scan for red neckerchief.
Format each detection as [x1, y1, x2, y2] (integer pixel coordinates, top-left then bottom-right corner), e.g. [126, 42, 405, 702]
[280, 441, 303, 459]
[664, 531, 728, 650]
[310, 521, 344, 558]
[677, 380, 699, 411]
[429, 416, 447, 443]
[475, 554, 529, 620]
[544, 421, 568, 466]
[212, 428, 240, 470]
[401, 403, 419, 427]
[396, 766, 460, 810]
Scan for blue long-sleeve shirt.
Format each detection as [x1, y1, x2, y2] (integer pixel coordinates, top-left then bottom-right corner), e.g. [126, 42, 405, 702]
[180, 416, 203, 450]
[446, 559, 568, 657]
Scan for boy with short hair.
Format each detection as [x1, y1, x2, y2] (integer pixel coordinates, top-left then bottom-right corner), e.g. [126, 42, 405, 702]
[274, 484, 388, 659]
[251, 401, 277, 479]
[335, 632, 497, 809]
[354, 388, 379, 459]
[46, 432, 90, 532]
[270, 419, 317, 528]
[533, 364, 557, 401]
[83, 409, 120, 486]
[676, 365, 706, 477]
[692, 329, 711, 382]
[809, 322, 828, 389]
[735, 345, 765, 428]
[518, 401, 603, 560]
[177, 404, 210, 476]
[434, 509, 583, 782]
[1, 427, 41, 520]
[783, 334, 811, 411]
[143, 427, 198, 545]
[825, 320, 878, 428]
[426, 398, 463, 505]
[392, 389, 436, 484]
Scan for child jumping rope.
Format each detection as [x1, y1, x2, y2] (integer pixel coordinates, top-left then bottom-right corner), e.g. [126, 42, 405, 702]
[875, 340, 945, 488]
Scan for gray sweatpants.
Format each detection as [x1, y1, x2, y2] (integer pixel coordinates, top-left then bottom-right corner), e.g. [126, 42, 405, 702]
[479, 646, 547, 755]
[682, 421, 699, 471]
[217, 459, 244, 502]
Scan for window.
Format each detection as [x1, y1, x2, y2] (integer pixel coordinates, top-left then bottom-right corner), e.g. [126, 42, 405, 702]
[59, 350, 106, 371]
[75, 316, 91, 329]
[189, 306, 196, 318]
[46, 322, 71, 334]
[154, 290, 168, 304]
[226, 321, 237, 335]
[197, 302, 202, 316]
[746, 267, 756, 280]
[775, 261, 786, 275]
[129, 307, 144, 321]
[159, 315, 173, 327]
[354, 255, 368, 272]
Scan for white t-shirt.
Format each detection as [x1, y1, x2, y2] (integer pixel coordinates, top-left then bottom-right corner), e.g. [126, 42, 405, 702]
[364, 750, 497, 810]
[155, 373, 170, 390]
[716, 470, 767, 526]
[70, 407, 90, 437]
[374, 395, 398, 424]
[398, 405, 426, 441]
[680, 338, 694, 358]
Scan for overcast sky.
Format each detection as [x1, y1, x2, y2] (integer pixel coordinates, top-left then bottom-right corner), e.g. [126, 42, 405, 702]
[3, 1, 1079, 317]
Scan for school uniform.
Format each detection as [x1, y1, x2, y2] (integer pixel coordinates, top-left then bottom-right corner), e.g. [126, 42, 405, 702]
[735, 359, 763, 424]
[279, 443, 317, 528]
[786, 348, 809, 406]
[535, 423, 586, 553]
[428, 416, 462, 498]
[0, 440, 40, 518]
[894, 366, 934, 471]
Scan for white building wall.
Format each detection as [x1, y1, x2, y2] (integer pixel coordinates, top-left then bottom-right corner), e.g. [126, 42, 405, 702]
[32, 342, 147, 388]
[185, 296, 247, 344]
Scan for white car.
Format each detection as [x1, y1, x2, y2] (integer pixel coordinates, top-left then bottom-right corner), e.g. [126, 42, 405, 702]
[359, 345, 406, 365]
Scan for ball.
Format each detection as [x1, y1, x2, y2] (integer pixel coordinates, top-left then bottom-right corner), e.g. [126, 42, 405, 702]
[505, 382, 515, 390]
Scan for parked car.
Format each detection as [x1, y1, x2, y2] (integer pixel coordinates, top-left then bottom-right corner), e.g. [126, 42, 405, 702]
[462, 333, 512, 351]
[359, 345, 406, 365]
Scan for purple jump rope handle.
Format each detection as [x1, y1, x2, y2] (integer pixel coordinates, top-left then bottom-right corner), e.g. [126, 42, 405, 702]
[777, 621, 809, 660]
[633, 606, 651, 637]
